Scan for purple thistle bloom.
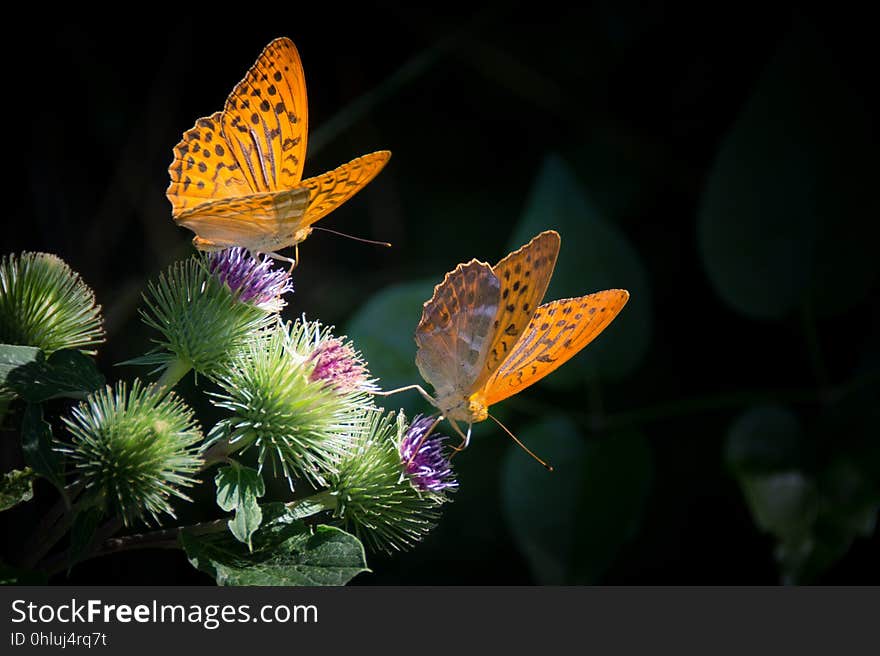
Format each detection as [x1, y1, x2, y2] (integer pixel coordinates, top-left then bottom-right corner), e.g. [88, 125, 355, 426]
[307, 338, 371, 394]
[208, 248, 293, 312]
[399, 415, 458, 493]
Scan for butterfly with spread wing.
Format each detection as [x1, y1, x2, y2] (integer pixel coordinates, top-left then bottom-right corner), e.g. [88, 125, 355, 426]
[379, 230, 629, 467]
[166, 37, 390, 266]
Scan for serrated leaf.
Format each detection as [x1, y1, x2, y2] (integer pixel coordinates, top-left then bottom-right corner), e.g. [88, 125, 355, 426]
[0, 345, 104, 402]
[21, 403, 66, 500]
[181, 515, 368, 586]
[509, 154, 651, 383]
[501, 416, 652, 583]
[0, 467, 35, 512]
[698, 20, 878, 319]
[215, 464, 265, 550]
[68, 505, 104, 570]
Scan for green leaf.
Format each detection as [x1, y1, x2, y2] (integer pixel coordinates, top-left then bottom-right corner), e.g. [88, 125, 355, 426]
[698, 20, 878, 319]
[509, 154, 651, 383]
[181, 514, 369, 586]
[68, 505, 104, 570]
[725, 404, 804, 474]
[0, 344, 104, 402]
[501, 416, 652, 583]
[21, 403, 67, 499]
[0, 467, 35, 512]
[346, 279, 436, 409]
[215, 464, 265, 550]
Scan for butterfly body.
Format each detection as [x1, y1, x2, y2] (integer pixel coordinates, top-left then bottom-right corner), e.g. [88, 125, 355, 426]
[167, 38, 390, 261]
[414, 230, 629, 439]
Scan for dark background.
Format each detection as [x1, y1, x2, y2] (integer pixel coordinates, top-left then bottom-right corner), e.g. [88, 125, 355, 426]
[2, 3, 878, 584]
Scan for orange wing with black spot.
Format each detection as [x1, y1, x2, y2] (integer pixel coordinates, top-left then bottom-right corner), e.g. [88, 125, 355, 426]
[480, 289, 629, 406]
[165, 37, 389, 257]
[220, 37, 308, 192]
[482, 230, 560, 385]
[298, 151, 391, 229]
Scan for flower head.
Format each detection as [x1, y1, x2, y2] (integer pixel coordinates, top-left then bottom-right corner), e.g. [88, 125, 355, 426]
[307, 336, 374, 394]
[208, 248, 293, 312]
[208, 320, 374, 488]
[59, 380, 203, 525]
[328, 410, 451, 554]
[0, 252, 104, 354]
[399, 415, 458, 493]
[139, 256, 277, 378]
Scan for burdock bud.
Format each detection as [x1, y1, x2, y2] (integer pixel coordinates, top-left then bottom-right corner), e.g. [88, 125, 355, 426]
[59, 380, 204, 525]
[0, 252, 104, 354]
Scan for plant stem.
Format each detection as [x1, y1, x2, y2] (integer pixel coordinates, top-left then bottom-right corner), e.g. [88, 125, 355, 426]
[153, 357, 192, 397]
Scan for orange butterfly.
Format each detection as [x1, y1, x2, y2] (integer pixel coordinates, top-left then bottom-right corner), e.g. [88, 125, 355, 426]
[381, 230, 628, 463]
[167, 37, 390, 266]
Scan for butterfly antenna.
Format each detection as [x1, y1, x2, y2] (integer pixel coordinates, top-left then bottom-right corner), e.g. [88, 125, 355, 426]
[312, 226, 392, 248]
[489, 413, 553, 471]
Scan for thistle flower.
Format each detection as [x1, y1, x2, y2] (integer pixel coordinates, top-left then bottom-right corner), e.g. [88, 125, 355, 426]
[399, 415, 458, 493]
[0, 252, 104, 354]
[139, 256, 278, 378]
[208, 320, 374, 488]
[328, 409, 450, 554]
[59, 380, 203, 525]
[208, 248, 293, 313]
[303, 322, 377, 394]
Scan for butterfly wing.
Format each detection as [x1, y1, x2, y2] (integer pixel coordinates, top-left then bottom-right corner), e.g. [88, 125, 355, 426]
[221, 37, 308, 192]
[415, 260, 500, 403]
[481, 230, 560, 384]
[166, 112, 254, 216]
[297, 151, 391, 228]
[173, 188, 311, 251]
[480, 290, 629, 406]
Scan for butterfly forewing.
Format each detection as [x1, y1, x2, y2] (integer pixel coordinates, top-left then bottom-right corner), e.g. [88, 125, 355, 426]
[482, 230, 560, 383]
[221, 37, 308, 193]
[167, 112, 252, 216]
[299, 151, 391, 228]
[481, 289, 629, 406]
[415, 260, 501, 402]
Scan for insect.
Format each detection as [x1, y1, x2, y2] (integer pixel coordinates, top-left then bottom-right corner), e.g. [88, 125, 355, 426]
[166, 37, 390, 266]
[379, 230, 629, 468]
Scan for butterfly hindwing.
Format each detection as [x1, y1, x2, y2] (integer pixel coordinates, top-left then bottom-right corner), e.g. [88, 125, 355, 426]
[221, 37, 309, 193]
[166, 112, 252, 216]
[173, 188, 311, 251]
[482, 230, 560, 383]
[415, 260, 500, 401]
[481, 289, 630, 406]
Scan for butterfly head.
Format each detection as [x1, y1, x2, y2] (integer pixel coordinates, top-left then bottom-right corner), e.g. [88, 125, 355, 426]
[435, 391, 489, 424]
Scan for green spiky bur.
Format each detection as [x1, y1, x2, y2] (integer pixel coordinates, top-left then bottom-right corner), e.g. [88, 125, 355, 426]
[0, 252, 104, 354]
[208, 319, 375, 488]
[328, 409, 448, 554]
[138, 256, 278, 379]
[59, 380, 204, 525]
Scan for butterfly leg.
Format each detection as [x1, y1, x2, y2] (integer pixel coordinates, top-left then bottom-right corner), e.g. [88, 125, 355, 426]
[373, 384, 437, 406]
[448, 421, 472, 456]
[266, 250, 298, 270]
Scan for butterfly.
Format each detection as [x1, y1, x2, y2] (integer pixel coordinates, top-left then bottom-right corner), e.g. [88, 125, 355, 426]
[166, 37, 390, 265]
[384, 230, 628, 460]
